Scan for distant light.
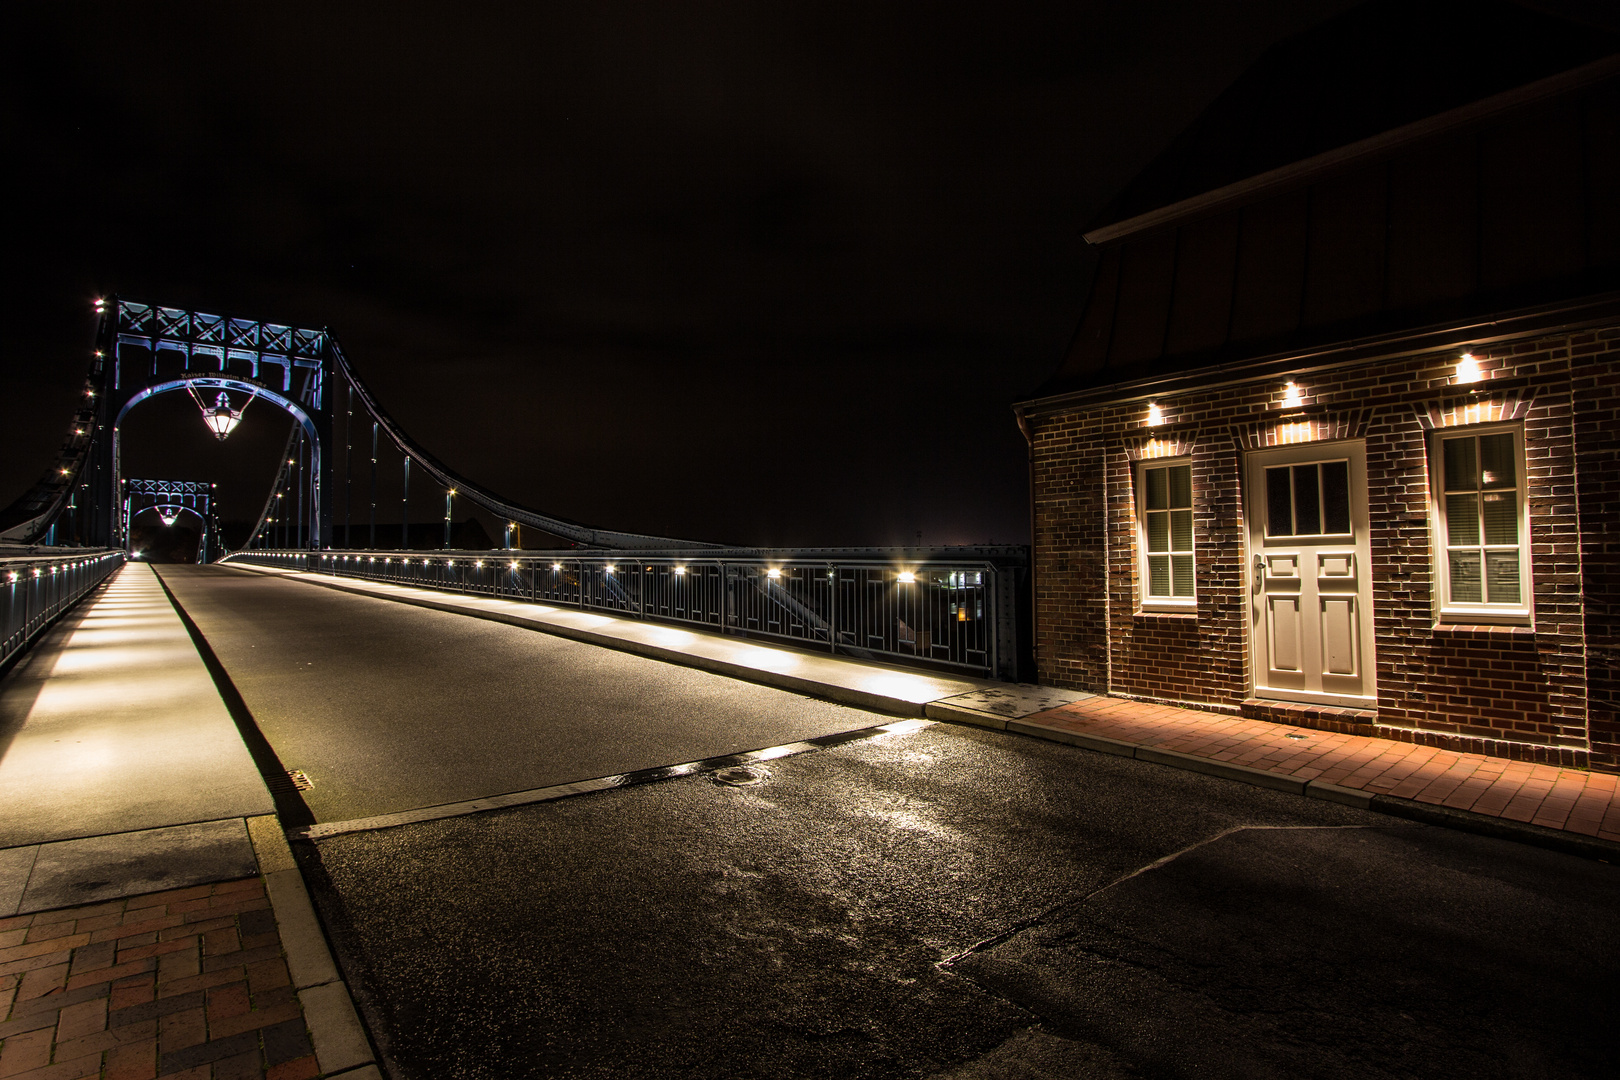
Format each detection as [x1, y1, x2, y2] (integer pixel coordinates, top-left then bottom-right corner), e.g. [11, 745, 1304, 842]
[605, 564, 615, 574]
[1146, 402, 1164, 426]
[674, 565, 686, 576]
[447, 559, 455, 566]
[766, 567, 781, 580]
[1456, 353, 1484, 384]
[510, 561, 519, 570]
[475, 560, 484, 568]
[7, 572, 15, 583]
[551, 563, 562, 571]
[60, 468, 70, 475]
[897, 571, 917, 584]
[1282, 381, 1304, 408]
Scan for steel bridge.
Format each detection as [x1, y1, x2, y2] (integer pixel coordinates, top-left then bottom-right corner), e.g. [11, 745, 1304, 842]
[0, 298, 1027, 679]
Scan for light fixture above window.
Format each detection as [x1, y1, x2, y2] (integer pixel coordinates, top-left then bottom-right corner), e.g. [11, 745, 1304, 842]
[1147, 402, 1165, 427]
[1281, 381, 1304, 409]
[1456, 353, 1483, 384]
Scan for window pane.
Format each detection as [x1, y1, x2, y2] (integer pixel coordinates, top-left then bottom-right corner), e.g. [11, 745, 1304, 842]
[1446, 493, 1480, 545]
[1146, 468, 1167, 511]
[1170, 509, 1193, 551]
[1449, 551, 1483, 603]
[1147, 512, 1169, 553]
[1292, 465, 1321, 535]
[1321, 461, 1350, 533]
[1172, 554, 1195, 597]
[1443, 437, 1477, 492]
[1148, 554, 1169, 597]
[1480, 434, 1515, 489]
[1482, 492, 1517, 545]
[1266, 467, 1292, 536]
[1167, 464, 1192, 509]
[1486, 551, 1521, 604]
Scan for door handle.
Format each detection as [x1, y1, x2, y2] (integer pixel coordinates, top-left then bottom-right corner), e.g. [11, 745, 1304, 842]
[1253, 554, 1265, 578]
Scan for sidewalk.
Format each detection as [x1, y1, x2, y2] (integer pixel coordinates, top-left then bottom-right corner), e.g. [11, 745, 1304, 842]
[0, 565, 381, 1079]
[224, 561, 1620, 859]
[1014, 696, 1620, 854]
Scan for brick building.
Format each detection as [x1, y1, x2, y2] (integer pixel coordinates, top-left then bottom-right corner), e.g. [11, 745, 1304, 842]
[1016, 2, 1620, 772]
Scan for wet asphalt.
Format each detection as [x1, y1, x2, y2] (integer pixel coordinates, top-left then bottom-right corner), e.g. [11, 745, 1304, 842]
[158, 566, 1620, 1079]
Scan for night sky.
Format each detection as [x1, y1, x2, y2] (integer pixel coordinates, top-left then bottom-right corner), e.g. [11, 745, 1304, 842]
[6, 1, 1613, 549]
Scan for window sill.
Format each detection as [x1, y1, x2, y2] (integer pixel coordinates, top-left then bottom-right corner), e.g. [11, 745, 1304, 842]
[1137, 605, 1198, 618]
[1433, 618, 1534, 633]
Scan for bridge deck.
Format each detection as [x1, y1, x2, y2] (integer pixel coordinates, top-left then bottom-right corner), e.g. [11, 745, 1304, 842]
[152, 565, 958, 826]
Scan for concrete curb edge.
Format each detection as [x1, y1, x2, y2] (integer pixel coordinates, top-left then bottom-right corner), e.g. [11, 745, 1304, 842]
[246, 815, 383, 1077]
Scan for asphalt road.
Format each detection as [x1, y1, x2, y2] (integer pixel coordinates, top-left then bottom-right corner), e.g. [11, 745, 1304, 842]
[155, 565, 891, 822]
[299, 724, 1620, 1080]
[157, 566, 1620, 1078]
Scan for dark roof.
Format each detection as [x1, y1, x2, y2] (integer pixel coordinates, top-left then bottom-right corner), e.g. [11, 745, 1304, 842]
[1091, 0, 1620, 232]
[1031, 1, 1620, 403]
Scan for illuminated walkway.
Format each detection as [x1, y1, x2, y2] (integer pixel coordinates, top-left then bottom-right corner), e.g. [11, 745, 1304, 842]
[1020, 697, 1620, 845]
[0, 563, 274, 915]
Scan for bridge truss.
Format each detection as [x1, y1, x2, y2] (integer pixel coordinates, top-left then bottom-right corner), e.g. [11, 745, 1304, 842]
[0, 297, 710, 553]
[124, 478, 218, 563]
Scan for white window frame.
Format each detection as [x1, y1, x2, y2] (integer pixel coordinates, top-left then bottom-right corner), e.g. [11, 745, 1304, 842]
[1429, 422, 1533, 625]
[1134, 457, 1196, 612]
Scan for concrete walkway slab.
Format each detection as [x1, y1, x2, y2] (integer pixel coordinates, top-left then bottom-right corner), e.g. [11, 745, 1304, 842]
[5, 818, 257, 915]
[0, 563, 274, 848]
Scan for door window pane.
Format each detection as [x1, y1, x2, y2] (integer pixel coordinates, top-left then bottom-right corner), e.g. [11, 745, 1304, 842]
[1292, 466, 1321, 535]
[1321, 461, 1350, 533]
[1266, 461, 1351, 537]
[1266, 467, 1292, 537]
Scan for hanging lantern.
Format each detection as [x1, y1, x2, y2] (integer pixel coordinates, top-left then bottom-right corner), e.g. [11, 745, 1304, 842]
[158, 508, 180, 527]
[187, 385, 258, 440]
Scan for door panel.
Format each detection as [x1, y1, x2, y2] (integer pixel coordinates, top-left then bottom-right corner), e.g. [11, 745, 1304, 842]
[1268, 595, 1302, 674]
[1248, 442, 1376, 707]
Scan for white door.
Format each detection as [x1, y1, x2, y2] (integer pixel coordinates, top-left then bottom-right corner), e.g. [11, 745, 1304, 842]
[1246, 441, 1376, 707]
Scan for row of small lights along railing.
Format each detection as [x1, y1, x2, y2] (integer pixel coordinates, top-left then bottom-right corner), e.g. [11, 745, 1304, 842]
[1, 551, 125, 669]
[230, 549, 1001, 677]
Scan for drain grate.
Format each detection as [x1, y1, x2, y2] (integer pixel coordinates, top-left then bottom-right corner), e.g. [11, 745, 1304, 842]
[712, 766, 767, 787]
[1285, 733, 1310, 740]
[283, 769, 315, 791]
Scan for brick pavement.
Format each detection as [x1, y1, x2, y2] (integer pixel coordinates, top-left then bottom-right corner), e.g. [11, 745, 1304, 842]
[1025, 696, 1620, 842]
[0, 878, 319, 1080]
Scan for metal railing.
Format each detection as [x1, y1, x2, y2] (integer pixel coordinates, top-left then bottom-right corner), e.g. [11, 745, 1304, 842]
[225, 547, 1026, 679]
[0, 549, 125, 670]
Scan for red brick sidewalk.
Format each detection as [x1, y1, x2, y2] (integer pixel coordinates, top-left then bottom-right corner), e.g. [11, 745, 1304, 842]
[1025, 696, 1620, 843]
[0, 878, 318, 1080]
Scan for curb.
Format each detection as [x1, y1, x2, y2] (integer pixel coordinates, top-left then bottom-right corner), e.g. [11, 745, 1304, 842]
[219, 563, 980, 718]
[1002, 718, 1620, 863]
[247, 815, 385, 1078]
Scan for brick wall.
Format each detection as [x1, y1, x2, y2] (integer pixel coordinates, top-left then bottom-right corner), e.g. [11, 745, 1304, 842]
[1027, 328, 1615, 772]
